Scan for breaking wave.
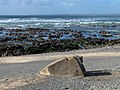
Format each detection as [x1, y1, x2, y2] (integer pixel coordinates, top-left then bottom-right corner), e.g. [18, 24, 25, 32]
[0, 15, 120, 29]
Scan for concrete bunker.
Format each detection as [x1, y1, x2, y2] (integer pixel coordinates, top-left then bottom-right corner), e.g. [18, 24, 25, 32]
[40, 56, 86, 77]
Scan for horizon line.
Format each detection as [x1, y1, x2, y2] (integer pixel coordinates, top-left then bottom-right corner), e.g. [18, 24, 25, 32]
[0, 14, 120, 16]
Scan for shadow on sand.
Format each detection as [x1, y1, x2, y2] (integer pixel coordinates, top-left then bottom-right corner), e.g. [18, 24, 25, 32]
[86, 70, 112, 77]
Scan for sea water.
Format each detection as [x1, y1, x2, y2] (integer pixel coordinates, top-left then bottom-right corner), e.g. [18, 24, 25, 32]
[0, 15, 120, 40]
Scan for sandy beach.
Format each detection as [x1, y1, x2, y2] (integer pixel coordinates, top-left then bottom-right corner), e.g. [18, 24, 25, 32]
[0, 45, 120, 90]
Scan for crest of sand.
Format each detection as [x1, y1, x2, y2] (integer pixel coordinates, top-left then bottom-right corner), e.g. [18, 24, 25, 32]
[0, 51, 120, 64]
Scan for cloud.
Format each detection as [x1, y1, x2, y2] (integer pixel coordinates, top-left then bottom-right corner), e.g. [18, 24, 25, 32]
[0, 0, 83, 7]
[62, 0, 82, 7]
[0, 0, 120, 15]
[0, 0, 119, 7]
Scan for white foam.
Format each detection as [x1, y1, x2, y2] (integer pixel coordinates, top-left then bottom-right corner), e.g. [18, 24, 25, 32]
[0, 17, 120, 29]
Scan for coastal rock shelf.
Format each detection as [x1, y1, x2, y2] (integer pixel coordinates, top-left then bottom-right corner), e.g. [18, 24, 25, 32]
[0, 28, 120, 57]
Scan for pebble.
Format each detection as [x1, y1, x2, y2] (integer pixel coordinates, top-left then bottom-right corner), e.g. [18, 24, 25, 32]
[7, 75, 120, 90]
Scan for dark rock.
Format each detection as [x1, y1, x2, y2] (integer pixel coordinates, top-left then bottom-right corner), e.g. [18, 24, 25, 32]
[0, 45, 25, 57]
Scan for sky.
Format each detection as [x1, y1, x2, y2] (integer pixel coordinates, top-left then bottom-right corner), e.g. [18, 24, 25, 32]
[0, 0, 120, 15]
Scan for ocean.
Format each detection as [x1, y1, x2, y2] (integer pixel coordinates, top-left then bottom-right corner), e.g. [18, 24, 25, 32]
[0, 15, 120, 40]
[0, 15, 120, 29]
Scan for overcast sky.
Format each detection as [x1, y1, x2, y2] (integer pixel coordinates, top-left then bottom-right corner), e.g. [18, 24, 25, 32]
[0, 0, 120, 15]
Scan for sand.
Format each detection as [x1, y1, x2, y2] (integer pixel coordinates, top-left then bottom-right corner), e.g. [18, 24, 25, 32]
[0, 45, 120, 90]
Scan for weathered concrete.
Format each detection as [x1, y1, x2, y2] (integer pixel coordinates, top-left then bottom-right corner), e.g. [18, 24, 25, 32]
[40, 56, 86, 77]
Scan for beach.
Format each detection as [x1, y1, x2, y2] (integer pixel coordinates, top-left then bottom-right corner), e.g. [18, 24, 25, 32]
[0, 45, 120, 90]
[0, 15, 120, 90]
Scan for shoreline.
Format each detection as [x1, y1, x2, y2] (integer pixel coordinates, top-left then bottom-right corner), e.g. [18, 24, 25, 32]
[0, 45, 120, 64]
